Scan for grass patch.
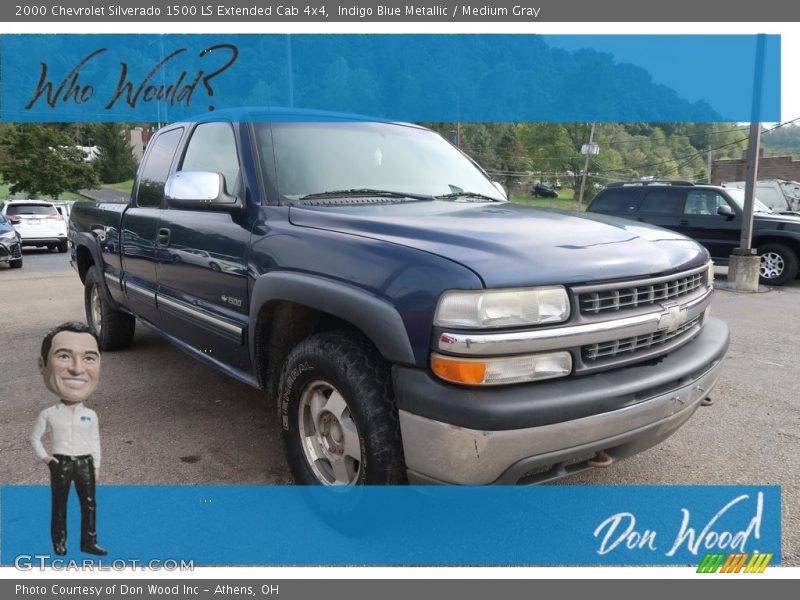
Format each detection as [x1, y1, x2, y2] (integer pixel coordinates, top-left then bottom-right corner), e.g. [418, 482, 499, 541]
[0, 183, 91, 202]
[510, 189, 587, 211]
[102, 180, 134, 194]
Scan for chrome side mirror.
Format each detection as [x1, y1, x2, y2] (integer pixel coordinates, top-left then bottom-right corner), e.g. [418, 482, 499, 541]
[165, 171, 242, 212]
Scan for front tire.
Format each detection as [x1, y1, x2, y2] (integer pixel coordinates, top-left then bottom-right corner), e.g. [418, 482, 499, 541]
[759, 243, 799, 286]
[84, 266, 136, 350]
[278, 331, 406, 485]
[9, 257, 22, 269]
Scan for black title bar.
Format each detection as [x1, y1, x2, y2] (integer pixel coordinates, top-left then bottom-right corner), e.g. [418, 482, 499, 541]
[4, 0, 800, 22]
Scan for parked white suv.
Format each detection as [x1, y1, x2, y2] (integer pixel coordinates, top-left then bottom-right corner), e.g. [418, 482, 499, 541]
[722, 180, 800, 212]
[0, 200, 69, 252]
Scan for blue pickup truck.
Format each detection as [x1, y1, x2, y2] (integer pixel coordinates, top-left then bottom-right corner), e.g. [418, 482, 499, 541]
[69, 109, 730, 485]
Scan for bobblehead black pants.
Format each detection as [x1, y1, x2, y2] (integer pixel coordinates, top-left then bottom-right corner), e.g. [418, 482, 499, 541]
[49, 455, 98, 548]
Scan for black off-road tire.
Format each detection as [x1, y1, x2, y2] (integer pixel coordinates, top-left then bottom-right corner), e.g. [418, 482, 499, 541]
[278, 330, 406, 485]
[84, 266, 136, 350]
[9, 257, 22, 269]
[758, 243, 799, 286]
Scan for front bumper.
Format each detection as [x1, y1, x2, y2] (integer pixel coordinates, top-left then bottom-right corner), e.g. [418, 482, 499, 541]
[395, 317, 729, 485]
[0, 239, 22, 262]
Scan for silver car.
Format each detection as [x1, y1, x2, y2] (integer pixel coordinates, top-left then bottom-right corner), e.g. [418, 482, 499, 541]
[0, 213, 22, 268]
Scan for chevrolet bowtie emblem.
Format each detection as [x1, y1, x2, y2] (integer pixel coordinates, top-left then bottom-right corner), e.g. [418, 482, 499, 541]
[657, 304, 688, 333]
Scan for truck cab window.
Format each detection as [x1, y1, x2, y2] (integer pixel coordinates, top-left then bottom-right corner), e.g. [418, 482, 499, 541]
[135, 128, 183, 208]
[180, 122, 241, 196]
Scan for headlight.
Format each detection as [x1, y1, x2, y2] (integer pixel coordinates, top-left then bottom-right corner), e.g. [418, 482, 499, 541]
[0, 230, 17, 241]
[434, 286, 570, 328]
[431, 351, 572, 386]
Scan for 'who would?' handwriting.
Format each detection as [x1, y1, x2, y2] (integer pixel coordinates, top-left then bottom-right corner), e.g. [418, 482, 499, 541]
[24, 44, 239, 112]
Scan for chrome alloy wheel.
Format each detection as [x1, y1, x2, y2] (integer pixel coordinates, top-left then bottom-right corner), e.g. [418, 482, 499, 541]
[90, 285, 103, 335]
[760, 251, 785, 280]
[298, 380, 362, 485]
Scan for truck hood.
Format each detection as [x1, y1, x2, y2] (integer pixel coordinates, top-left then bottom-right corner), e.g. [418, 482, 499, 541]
[755, 212, 800, 227]
[289, 201, 708, 287]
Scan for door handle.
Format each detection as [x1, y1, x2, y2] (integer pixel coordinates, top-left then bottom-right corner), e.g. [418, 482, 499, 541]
[156, 228, 171, 247]
[679, 220, 689, 227]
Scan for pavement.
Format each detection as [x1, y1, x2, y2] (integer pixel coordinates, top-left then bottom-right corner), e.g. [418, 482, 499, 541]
[0, 252, 797, 564]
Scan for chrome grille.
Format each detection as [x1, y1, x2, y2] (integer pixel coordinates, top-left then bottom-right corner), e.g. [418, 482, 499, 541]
[583, 315, 702, 361]
[580, 272, 705, 315]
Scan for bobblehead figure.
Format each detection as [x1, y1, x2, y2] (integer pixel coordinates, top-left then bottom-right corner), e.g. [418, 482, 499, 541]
[30, 322, 107, 556]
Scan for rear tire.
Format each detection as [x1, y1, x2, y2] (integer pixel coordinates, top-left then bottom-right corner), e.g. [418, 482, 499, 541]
[758, 243, 799, 286]
[84, 266, 136, 350]
[278, 331, 406, 485]
[57, 241, 68, 253]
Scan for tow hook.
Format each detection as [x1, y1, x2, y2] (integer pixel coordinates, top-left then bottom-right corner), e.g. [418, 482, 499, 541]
[588, 450, 614, 468]
[696, 385, 713, 406]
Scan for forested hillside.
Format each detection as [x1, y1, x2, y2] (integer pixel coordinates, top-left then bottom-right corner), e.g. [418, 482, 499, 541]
[762, 123, 800, 155]
[425, 122, 749, 198]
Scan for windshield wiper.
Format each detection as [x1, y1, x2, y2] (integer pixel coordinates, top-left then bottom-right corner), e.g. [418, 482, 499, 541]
[299, 188, 431, 201]
[436, 191, 504, 202]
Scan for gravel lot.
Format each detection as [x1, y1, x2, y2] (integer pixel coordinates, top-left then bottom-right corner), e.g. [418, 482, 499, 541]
[1, 250, 797, 564]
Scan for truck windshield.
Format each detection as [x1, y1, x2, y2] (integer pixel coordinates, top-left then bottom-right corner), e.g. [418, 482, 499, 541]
[255, 122, 504, 203]
[725, 189, 772, 213]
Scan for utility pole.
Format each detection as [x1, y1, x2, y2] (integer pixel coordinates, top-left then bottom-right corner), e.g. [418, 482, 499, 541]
[707, 147, 712, 184]
[729, 33, 766, 292]
[577, 122, 596, 210]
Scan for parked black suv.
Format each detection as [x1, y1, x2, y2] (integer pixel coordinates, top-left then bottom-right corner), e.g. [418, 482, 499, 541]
[588, 180, 800, 285]
[529, 182, 558, 198]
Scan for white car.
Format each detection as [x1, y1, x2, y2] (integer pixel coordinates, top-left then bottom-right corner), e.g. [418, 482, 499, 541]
[722, 180, 800, 212]
[0, 200, 68, 252]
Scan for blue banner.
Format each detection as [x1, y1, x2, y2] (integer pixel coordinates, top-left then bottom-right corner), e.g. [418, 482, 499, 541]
[0, 34, 781, 122]
[0, 486, 781, 566]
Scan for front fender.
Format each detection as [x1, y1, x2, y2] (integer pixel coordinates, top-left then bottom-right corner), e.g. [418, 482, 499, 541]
[73, 232, 124, 311]
[248, 271, 416, 366]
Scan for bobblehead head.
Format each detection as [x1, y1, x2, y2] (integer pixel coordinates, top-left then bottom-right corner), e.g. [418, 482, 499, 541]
[39, 331, 101, 404]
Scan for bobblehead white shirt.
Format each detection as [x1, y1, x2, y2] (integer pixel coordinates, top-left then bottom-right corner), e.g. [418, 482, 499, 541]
[32, 331, 102, 469]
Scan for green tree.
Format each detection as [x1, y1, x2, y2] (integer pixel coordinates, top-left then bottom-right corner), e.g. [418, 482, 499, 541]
[93, 123, 137, 184]
[0, 124, 98, 199]
[494, 125, 529, 192]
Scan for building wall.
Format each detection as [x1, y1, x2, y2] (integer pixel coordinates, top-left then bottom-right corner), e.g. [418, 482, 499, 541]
[124, 128, 155, 163]
[713, 149, 800, 184]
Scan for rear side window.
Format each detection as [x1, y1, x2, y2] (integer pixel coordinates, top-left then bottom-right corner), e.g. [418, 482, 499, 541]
[180, 122, 240, 195]
[6, 203, 58, 216]
[135, 128, 183, 208]
[639, 189, 681, 214]
[590, 189, 640, 212]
